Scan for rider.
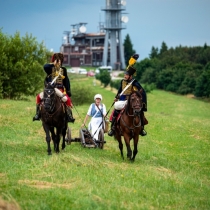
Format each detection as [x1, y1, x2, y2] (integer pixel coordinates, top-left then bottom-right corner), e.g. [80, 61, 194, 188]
[108, 54, 148, 137]
[32, 52, 75, 123]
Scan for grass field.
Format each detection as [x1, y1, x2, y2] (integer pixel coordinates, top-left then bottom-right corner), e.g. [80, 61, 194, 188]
[0, 77, 210, 210]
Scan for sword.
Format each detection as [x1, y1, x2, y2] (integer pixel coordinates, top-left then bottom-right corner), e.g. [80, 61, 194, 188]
[119, 79, 135, 97]
[51, 68, 63, 85]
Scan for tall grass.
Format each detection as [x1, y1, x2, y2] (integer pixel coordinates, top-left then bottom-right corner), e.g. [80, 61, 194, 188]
[0, 77, 209, 210]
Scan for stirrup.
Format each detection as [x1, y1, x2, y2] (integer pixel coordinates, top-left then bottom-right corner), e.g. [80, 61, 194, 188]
[140, 130, 147, 136]
[108, 129, 114, 136]
[33, 115, 40, 121]
[67, 116, 75, 123]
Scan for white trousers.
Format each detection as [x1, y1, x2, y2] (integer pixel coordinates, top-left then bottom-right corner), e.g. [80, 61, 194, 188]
[114, 100, 127, 110]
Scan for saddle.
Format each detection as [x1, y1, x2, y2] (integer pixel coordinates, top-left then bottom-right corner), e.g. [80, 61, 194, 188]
[117, 108, 125, 122]
[40, 99, 66, 114]
[109, 108, 125, 123]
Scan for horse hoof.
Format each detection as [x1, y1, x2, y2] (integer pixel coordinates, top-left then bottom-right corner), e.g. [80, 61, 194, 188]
[48, 152, 52, 155]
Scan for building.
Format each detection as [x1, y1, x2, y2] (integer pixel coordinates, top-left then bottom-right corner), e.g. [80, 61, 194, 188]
[61, 28, 109, 68]
[60, 1, 128, 70]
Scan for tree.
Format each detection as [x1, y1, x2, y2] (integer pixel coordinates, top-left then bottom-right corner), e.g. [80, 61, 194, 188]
[194, 62, 210, 98]
[110, 79, 121, 91]
[96, 70, 111, 88]
[123, 34, 136, 67]
[149, 46, 159, 59]
[156, 68, 174, 90]
[135, 58, 153, 81]
[159, 41, 168, 56]
[0, 30, 50, 99]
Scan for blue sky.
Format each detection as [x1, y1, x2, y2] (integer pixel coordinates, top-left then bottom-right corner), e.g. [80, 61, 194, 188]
[1, 0, 210, 60]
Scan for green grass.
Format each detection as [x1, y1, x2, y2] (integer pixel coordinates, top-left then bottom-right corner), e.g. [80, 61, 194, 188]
[0, 78, 210, 210]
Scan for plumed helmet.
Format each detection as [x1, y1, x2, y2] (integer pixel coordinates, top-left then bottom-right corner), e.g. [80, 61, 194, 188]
[128, 53, 139, 66]
[125, 53, 139, 76]
[51, 53, 64, 64]
[94, 94, 102, 101]
[124, 66, 136, 76]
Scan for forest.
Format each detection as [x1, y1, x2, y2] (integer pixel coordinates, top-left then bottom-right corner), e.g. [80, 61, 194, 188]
[0, 30, 210, 99]
[135, 41, 210, 98]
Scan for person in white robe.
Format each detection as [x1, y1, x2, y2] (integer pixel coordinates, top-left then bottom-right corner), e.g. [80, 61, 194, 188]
[81, 94, 106, 140]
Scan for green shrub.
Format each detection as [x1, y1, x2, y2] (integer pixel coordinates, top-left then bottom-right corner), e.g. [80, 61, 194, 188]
[142, 83, 156, 93]
[96, 70, 111, 87]
[0, 30, 51, 99]
[110, 79, 121, 90]
[71, 83, 97, 106]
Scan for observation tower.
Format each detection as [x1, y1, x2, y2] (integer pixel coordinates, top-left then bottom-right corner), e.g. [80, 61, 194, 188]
[102, 0, 128, 69]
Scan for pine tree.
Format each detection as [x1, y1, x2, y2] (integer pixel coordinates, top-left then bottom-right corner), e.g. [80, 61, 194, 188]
[123, 34, 136, 67]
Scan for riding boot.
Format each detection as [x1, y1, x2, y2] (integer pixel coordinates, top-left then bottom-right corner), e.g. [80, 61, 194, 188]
[140, 111, 147, 136]
[66, 106, 75, 123]
[108, 116, 117, 136]
[108, 109, 120, 136]
[32, 104, 40, 121]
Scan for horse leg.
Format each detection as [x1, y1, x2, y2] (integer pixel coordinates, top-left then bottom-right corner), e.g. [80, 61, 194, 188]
[61, 124, 67, 150]
[43, 123, 52, 155]
[124, 135, 132, 160]
[126, 142, 132, 160]
[55, 127, 62, 153]
[49, 127, 56, 152]
[119, 139, 124, 159]
[131, 134, 139, 162]
[116, 133, 124, 159]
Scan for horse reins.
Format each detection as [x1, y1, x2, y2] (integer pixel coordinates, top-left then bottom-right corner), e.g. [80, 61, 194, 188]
[120, 93, 142, 130]
[43, 88, 63, 118]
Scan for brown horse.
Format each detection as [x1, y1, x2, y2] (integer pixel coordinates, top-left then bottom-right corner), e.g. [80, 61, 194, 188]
[114, 91, 143, 162]
[40, 83, 68, 155]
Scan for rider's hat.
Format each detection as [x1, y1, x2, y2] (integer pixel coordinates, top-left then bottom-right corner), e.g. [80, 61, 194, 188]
[51, 53, 64, 64]
[124, 66, 136, 76]
[125, 53, 139, 76]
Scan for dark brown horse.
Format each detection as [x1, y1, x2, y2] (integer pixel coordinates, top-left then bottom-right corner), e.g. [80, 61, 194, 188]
[40, 83, 67, 155]
[114, 91, 143, 162]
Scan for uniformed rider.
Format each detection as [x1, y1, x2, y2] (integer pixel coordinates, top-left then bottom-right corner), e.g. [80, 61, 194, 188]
[32, 53, 75, 123]
[108, 54, 148, 136]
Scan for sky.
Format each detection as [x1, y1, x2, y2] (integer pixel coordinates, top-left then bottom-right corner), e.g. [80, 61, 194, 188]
[1, 0, 210, 60]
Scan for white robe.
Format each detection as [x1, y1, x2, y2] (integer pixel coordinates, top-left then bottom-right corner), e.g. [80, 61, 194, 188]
[87, 103, 106, 140]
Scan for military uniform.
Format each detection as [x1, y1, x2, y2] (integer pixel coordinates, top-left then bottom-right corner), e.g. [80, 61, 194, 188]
[116, 79, 147, 111]
[44, 64, 71, 97]
[33, 53, 75, 123]
[108, 53, 148, 136]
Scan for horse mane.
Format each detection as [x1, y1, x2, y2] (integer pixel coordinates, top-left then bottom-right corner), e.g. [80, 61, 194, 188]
[45, 82, 55, 89]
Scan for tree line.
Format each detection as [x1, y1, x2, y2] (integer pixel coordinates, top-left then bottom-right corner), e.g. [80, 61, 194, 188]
[0, 29, 51, 99]
[124, 34, 210, 98]
[0, 30, 209, 99]
[141, 42, 210, 97]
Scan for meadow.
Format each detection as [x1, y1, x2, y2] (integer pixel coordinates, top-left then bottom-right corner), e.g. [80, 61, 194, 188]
[0, 76, 210, 210]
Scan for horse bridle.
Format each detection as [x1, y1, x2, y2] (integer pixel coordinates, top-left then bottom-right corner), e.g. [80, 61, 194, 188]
[128, 93, 142, 117]
[121, 92, 142, 129]
[43, 87, 56, 113]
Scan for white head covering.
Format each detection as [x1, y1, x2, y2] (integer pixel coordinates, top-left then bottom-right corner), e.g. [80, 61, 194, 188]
[94, 94, 102, 101]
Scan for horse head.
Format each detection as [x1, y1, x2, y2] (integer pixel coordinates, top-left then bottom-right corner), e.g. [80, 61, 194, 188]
[127, 91, 143, 116]
[43, 83, 56, 113]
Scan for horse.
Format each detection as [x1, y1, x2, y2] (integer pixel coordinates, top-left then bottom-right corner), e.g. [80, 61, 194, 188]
[114, 91, 143, 162]
[40, 82, 68, 155]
